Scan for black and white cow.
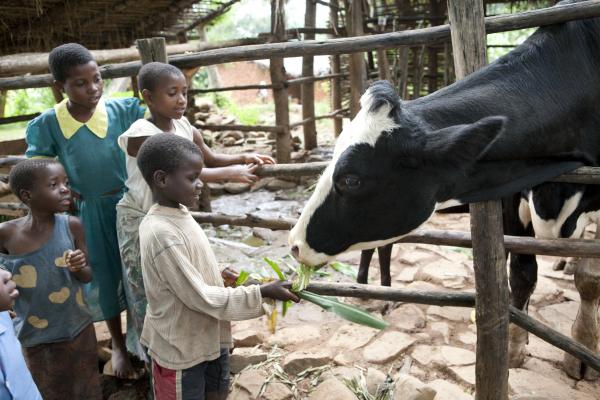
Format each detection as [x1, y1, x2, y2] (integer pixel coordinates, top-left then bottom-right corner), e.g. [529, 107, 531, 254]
[289, 0, 600, 374]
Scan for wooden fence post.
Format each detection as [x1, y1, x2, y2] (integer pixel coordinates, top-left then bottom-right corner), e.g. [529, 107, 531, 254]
[136, 37, 168, 64]
[302, 0, 317, 150]
[270, 0, 292, 163]
[347, 0, 367, 118]
[330, 0, 343, 137]
[447, 1, 509, 399]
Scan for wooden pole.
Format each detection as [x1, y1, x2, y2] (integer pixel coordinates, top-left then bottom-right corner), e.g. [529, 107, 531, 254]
[301, 0, 318, 150]
[136, 37, 168, 64]
[330, 0, 343, 137]
[347, 0, 368, 118]
[0, 90, 6, 118]
[448, 1, 509, 399]
[428, 0, 442, 93]
[270, 0, 292, 163]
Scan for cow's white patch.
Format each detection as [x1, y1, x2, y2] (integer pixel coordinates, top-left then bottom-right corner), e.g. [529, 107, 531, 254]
[289, 87, 400, 266]
[529, 191, 583, 239]
[518, 197, 531, 228]
[434, 199, 463, 210]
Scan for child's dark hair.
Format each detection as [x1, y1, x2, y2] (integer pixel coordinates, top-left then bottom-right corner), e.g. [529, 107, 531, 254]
[138, 62, 185, 92]
[9, 159, 61, 201]
[137, 133, 203, 186]
[49, 43, 95, 82]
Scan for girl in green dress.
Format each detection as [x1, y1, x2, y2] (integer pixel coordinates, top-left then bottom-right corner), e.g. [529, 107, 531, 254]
[25, 43, 144, 379]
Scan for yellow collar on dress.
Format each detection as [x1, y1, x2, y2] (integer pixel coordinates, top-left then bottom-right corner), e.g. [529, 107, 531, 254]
[54, 98, 108, 139]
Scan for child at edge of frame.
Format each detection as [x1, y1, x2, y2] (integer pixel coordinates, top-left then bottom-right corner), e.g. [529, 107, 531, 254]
[136, 133, 299, 400]
[0, 158, 101, 399]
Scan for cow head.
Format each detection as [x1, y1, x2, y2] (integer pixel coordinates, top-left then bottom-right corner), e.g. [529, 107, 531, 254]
[289, 80, 507, 266]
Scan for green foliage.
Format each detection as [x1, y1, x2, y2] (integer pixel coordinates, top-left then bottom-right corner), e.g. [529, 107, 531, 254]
[5, 88, 55, 117]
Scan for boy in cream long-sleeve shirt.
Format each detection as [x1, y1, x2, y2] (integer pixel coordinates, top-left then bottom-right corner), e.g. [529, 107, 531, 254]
[137, 133, 298, 400]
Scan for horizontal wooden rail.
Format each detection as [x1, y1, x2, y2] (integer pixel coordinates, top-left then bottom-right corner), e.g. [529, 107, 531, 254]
[189, 83, 274, 94]
[306, 282, 600, 373]
[289, 109, 348, 128]
[3, 158, 600, 186]
[191, 211, 296, 230]
[2, 1, 599, 90]
[0, 113, 40, 125]
[285, 72, 346, 86]
[199, 124, 284, 133]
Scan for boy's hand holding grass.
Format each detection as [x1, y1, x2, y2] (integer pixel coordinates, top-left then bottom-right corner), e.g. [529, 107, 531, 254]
[260, 280, 300, 303]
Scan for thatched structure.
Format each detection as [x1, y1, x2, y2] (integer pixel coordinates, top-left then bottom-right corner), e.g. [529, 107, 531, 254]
[0, 0, 238, 54]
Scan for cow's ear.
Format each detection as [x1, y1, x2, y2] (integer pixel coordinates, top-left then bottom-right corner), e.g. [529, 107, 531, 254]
[424, 116, 507, 167]
[361, 80, 402, 122]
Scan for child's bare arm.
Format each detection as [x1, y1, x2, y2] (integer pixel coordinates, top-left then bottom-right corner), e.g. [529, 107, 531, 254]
[192, 128, 275, 168]
[0, 222, 11, 254]
[67, 217, 93, 283]
[126, 136, 150, 157]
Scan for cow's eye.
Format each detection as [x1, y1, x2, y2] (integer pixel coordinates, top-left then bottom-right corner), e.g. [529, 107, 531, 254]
[343, 174, 361, 190]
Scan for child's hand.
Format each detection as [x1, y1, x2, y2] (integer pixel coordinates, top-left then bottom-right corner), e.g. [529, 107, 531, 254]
[221, 267, 238, 287]
[242, 154, 275, 165]
[66, 250, 87, 272]
[0, 269, 19, 311]
[260, 280, 300, 303]
[228, 164, 259, 183]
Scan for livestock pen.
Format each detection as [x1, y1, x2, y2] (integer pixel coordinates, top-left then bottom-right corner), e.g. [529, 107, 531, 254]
[2, 1, 600, 399]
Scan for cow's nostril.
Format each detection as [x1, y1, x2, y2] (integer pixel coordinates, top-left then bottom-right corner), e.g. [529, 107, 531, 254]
[291, 245, 299, 258]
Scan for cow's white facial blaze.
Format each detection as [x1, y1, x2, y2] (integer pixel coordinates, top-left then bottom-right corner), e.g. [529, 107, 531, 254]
[289, 88, 400, 266]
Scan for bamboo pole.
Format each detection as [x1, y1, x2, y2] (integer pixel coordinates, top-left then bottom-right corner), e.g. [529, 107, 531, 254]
[3, 1, 600, 91]
[448, 1, 509, 398]
[301, 0, 318, 150]
[270, 0, 292, 163]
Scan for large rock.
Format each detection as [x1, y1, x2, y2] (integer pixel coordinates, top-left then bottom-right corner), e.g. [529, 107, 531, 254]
[266, 178, 297, 191]
[415, 259, 471, 289]
[282, 351, 331, 375]
[393, 375, 436, 400]
[328, 324, 379, 350]
[456, 331, 477, 346]
[229, 347, 268, 374]
[223, 182, 251, 194]
[235, 369, 268, 399]
[309, 378, 357, 400]
[537, 301, 578, 336]
[411, 345, 475, 366]
[394, 266, 419, 283]
[366, 368, 387, 395]
[450, 365, 476, 386]
[262, 382, 294, 400]
[429, 321, 451, 344]
[233, 330, 264, 348]
[267, 325, 321, 348]
[363, 331, 416, 364]
[387, 304, 427, 332]
[427, 379, 473, 400]
[426, 306, 472, 322]
[509, 368, 595, 400]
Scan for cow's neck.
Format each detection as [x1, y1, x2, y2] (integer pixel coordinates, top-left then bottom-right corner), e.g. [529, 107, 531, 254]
[408, 20, 600, 203]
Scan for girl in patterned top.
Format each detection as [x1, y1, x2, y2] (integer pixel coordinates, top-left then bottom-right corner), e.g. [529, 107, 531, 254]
[0, 159, 101, 400]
